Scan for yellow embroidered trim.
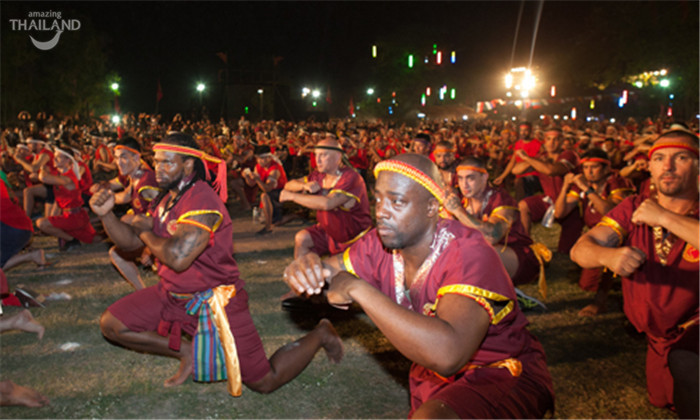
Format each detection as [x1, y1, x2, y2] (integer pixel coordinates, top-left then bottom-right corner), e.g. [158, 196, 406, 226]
[530, 242, 552, 300]
[178, 219, 213, 233]
[609, 188, 634, 200]
[342, 247, 357, 277]
[137, 185, 161, 202]
[176, 210, 223, 232]
[567, 190, 580, 198]
[342, 226, 372, 246]
[490, 213, 510, 225]
[491, 205, 518, 214]
[329, 188, 360, 211]
[431, 357, 522, 382]
[597, 216, 626, 245]
[435, 284, 513, 325]
[374, 160, 444, 205]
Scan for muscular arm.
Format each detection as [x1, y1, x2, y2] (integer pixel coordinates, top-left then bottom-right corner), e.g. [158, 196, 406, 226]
[38, 170, 74, 188]
[631, 199, 700, 249]
[518, 153, 570, 176]
[570, 225, 646, 276]
[333, 274, 490, 377]
[138, 213, 218, 272]
[281, 190, 355, 211]
[554, 181, 578, 219]
[14, 153, 48, 173]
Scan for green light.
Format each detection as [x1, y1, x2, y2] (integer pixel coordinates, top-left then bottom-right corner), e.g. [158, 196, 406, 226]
[408, 54, 414, 68]
[372, 45, 377, 58]
[450, 88, 456, 100]
[244, 106, 249, 114]
[312, 101, 317, 107]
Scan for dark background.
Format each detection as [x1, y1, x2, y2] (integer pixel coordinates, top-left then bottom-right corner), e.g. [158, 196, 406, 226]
[2, 1, 698, 122]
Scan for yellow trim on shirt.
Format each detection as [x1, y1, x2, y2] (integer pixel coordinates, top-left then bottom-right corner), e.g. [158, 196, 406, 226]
[137, 185, 161, 201]
[435, 284, 514, 325]
[342, 247, 357, 277]
[597, 216, 626, 245]
[176, 210, 223, 232]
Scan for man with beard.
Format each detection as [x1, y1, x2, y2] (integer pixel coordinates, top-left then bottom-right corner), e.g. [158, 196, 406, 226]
[555, 148, 634, 316]
[443, 157, 548, 309]
[90, 133, 343, 395]
[570, 130, 698, 418]
[99, 137, 161, 290]
[431, 140, 458, 192]
[283, 154, 554, 418]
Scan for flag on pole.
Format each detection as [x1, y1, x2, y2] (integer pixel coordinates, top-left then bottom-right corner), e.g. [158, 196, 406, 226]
[156, 79, 163, 102]
[349, 96, 354, 116]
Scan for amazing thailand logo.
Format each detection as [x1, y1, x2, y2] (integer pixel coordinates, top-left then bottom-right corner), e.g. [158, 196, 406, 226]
[8, 10, 81, 51]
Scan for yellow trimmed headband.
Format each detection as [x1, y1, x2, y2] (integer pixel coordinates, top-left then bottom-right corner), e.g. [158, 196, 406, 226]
[647, 142, 699, 159]
[374, 159, 444, 205]
[456, 165, 488, 174]
[153, 143, 228, 202]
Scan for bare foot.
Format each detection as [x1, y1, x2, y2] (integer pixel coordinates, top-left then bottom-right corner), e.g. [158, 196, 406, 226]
[0, 380, 50, 407]
[578, 302, 607, 317]
[164, 351, 193, 387]
[7, 310, 45, 339]
[317, 319, 344, 364]
[32, 249, 47, 266]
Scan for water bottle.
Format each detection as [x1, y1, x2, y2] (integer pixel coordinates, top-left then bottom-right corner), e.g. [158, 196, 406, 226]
[252, 207, 261, 223]
[541, 196, 555, 228]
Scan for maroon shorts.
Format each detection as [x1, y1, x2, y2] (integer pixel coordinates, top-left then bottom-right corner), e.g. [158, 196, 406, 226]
[409, 347, 554, 418]
[646, 323, 698, 409]
[306, 224, 352, 256]
[511, 245, 539, 286]
[47, 209, 95, 243]
[107, 282, 271, 383]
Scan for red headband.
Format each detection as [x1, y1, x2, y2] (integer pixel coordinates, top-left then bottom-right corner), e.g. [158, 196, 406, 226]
[647, 143, 699, 159]
[580, 157, 610, 166]
[153, 143, 228, 202]
[456, 165, 488, 174]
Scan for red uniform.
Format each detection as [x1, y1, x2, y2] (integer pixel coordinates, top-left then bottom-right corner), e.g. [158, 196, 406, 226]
[568, 172, 635, 291]
[522, 150, 584, 253]
[255, 160, 287, 191]
[463, 186, 538, 285]
[304, 167, 372, 256]
[342, 219, 554, 418]
[127, 168, 159, 215]
[513, 138, 542, 178]
[598, 195, 699, 409]
[0, 171, 33, 266]
[109, 180, 271, 383]
[47, 169, 95, 244]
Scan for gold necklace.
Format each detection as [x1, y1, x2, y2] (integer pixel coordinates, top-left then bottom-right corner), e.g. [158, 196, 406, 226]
[650, 190, 698, 266]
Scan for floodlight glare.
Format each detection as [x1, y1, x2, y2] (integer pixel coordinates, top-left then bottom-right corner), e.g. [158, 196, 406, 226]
[196, 83, 205, 92]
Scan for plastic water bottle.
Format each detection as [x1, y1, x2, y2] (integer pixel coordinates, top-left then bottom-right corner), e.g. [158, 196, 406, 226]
[252, 207, 261, 223]
[541, 196, 555, 228]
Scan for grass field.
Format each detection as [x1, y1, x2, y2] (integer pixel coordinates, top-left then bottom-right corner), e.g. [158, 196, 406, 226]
[0, 207, 675, 419]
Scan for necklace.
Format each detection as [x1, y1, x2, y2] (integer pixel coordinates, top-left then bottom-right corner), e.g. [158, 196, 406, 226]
[650, 190, 698, 266]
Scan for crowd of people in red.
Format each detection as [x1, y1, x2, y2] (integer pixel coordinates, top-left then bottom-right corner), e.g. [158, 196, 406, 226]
[0, 111, 697, 418]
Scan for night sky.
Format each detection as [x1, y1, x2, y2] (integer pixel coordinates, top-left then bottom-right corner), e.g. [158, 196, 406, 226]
[3, 1, 693, 118]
